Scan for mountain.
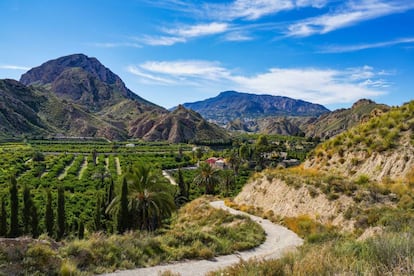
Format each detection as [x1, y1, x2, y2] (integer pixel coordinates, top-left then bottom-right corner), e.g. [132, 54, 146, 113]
[303, 99, 390, 139]
[181, 91, 330, 125]
[130, 105, 230, 143]
[0, 79, 48, 138]
[305, 100, 414, 181]
[223, 99, 389, 139]
[20, 53, 157, 112]
[0, 79, 127, 140]
[226, 116, 310, 136]
[0, 54, 228, 142]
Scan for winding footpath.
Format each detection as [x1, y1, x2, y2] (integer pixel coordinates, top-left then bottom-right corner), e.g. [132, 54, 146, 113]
[103, 201, 303, 276]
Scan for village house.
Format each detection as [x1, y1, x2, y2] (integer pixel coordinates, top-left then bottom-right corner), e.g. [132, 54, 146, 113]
[205, 157, 227, 169]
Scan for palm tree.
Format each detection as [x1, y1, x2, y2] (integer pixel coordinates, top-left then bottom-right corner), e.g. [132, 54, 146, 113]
[221, 169, 235, 197]
[107, 164, 176, 232]
[193, 162, 220, 195]
[227, 149, 241, 175]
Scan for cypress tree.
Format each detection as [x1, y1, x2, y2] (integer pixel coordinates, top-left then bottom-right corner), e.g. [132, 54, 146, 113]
[177, 168, 189, 203]
[106, 179, 114, 207]
[45, 189, 54, 237]
[94, 195, 101, 231]
[78, 220, 84, 239]
[57, 186, 65, 240]
[23, 185, 32, 234]
[117, 178, 129, 233]
[9, 176, 19, 237]
[31, 203, 39, 238]
[0, 197, 7, 237]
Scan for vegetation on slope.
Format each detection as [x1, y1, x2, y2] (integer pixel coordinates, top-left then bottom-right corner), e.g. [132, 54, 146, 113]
[210, 228, 414, 275]
[0, 197, 265, 275]
[306, 100, 414, 180]
[219, 165, 414, 275]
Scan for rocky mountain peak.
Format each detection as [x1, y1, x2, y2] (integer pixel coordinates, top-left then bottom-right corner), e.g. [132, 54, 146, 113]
[19, 53, 157, 110]
[352, 99, 375, 109]
[20, 53, 121, 86]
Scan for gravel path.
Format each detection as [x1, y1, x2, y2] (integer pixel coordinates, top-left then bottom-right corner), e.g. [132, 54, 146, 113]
[162, 170, 177, 185]
[103, 201, 303, 276]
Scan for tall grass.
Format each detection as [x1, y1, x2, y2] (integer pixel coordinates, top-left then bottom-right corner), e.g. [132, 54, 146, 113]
[210, 230, 414, 275]
[0, 197, 265, 275]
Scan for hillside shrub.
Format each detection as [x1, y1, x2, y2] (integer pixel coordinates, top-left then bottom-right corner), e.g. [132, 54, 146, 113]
[23, 242, 61, 275]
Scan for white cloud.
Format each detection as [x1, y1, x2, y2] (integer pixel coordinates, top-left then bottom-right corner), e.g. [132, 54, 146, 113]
[232, 66, 388, 104]
[140, 22, 229, 46]
[295, 0, 327, 8]
[139, 60, 230, 80]
[127, 65, 176, 85]
[211, 0, 294, 20]
[141, 36, 187, 46]
[165, 22, 229, 38]
[321, 37, 414, 53]
[287, 0, 414, 37]
[129, 59, 388, 105]
[224, 31, 254, 41]
[0, 65, 30, 70]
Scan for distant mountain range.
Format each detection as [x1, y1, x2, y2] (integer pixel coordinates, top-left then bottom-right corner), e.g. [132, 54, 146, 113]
[180, 90, 389, 139]
[0, 54, 228, 142]
[226, 99, 389, 139]
[180, 91, 330, 124]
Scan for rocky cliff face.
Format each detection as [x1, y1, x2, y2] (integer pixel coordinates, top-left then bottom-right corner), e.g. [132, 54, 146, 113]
[235, 175, 354, 230]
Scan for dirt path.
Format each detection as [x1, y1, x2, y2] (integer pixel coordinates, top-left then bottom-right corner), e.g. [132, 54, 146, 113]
[115, 157, 122, 175]
[58, 158, 76, 180]
[162, 170, 177, 185]
[105, 157, 109, 172]
[78, 157, 88, 180]
[103, 201, 303, 276]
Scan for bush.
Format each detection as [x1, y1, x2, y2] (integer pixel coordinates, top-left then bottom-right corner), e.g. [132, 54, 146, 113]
[23, 243, 61, 275]
[355, 175, 370, 185]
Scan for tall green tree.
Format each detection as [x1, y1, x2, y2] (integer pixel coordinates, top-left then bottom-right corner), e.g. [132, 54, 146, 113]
[9, 175, 19, 238]
[106, 178, 115, 207]
[193, 162, 220, 195]
[221, 170, 235, 197]
[0, 196, 7, 237]
[31, 203, 39, 238]
[45, 189, 54, 237]
[127, 165, 175, 231]
[239, 143, 251, 161]
[111, 177, 129, 234]
[23, 185, 32, 234]
[107, 164, 176, 232]
[94, 195, 102, 231]
[177, 169, 189, 200]
[227, 150, 241, 175]
[57, 186, 65, 240]
[78, 220, 84, 239]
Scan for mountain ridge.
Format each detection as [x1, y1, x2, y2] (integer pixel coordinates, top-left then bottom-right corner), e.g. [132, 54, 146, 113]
[180, 90, 330, 125]
[0, 54, 228, 142]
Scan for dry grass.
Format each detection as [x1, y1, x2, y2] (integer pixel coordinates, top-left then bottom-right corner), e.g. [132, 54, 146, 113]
[0, 197, 266, 275]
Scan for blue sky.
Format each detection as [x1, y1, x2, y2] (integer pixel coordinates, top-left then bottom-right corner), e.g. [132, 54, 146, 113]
[0, 0, 413, 110]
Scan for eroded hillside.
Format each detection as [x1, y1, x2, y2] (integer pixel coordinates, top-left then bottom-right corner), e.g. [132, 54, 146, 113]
[305, 100, 414, 181]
